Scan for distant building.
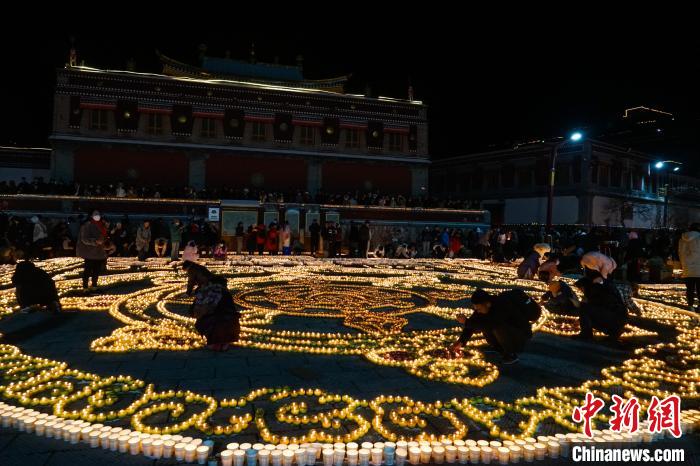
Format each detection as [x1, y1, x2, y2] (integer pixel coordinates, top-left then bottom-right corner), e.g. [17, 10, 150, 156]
[50, 51, 429, 197]
[0, 146, 51, 182]
[431, 138, 700, 228]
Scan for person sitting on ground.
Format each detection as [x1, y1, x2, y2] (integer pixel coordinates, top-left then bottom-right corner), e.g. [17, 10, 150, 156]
[540, 279, 579, 315]
[182, 261, 240, 351]
[182, 240, 199, 262]
[517, 249, 542, 279]
[154, 237, 168, 258]
[538, 253, 563, 281]
[11, 261, 61, 313]
[573, 270, 628, 343]
[449, 288, 533, 364]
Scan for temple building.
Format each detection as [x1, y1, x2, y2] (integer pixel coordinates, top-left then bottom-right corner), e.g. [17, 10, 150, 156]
[50, 51, 429, 197]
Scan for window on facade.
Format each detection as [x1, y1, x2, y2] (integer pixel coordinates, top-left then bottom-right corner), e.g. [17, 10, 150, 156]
[346, 129, 361, 149]
[252, 122, 266, 141]
[388, 133, 403, 152]
[200, 118, 216, 138]
[599, 165, 610, 187]
[146, 113, 162, 135]
[90, 109, 109, 131]
[610, 163, 622, 188]
[299, 126, 315, 145]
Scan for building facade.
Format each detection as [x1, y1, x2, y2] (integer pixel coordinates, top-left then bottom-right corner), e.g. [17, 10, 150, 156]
[50, 54, 429, 197]
[431, 139, 700, 228]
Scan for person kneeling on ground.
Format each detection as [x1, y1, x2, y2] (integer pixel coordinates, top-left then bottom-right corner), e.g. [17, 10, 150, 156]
[449, 288, 533, 364]
[11, 261, 61, 313]
[540, 279, 579, 315]
[183, 261, 240, 351]
[573, 270, 628, 343]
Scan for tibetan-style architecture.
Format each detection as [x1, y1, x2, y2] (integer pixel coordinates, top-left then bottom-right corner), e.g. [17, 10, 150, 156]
[50, 51, 429, 197]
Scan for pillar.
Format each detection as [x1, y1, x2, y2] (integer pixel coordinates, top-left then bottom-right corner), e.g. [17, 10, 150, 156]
[188, 153, 208, 190]
[307, 159, 322, 195]
[50, 144, 75, 183]
[411, 166, 429, 197]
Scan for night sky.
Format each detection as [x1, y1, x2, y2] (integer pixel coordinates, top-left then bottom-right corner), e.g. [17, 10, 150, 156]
[3, 25, 699, 172]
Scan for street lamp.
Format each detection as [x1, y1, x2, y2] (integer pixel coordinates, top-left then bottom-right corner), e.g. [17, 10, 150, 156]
[546, 132, 584, 232]
[654, 160, 683, 228]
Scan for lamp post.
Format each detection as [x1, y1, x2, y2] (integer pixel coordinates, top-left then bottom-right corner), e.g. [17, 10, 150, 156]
[546, 132, 583, 232]
[654, 160, 683, 228]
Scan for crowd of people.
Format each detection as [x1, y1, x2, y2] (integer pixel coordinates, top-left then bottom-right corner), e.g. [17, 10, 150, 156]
[0, 177, 480, 210]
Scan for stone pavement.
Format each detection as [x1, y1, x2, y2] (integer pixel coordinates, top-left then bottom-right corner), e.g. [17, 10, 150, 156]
[0, 305, 698, 465]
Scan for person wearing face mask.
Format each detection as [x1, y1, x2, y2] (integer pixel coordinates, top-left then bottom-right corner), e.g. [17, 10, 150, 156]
[76, 210, 108, 290]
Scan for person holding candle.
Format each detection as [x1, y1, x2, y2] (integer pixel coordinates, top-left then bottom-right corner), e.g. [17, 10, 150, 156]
[183, 261, 240, 351]
[450, 288, 533, 364]
[539, 279, 579, 315]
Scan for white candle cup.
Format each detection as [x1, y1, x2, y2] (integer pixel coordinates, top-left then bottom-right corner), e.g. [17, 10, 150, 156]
[371, 447, 383, 466]
[489, 441, 502, 449]
[295, 448, 307, 466]
[322, 448, 334, 466]
[359, 449, 371, 466]
[497, 447, 509, 465]
[481, 446, 492, 464]
[34, 420, 47, 436]
[259, 449, 271, 466]
[458, 446, 471, 464]
[275, 445, 288, 451]
[89, 430, 101, 448]
[546, 441, 559, 458]
[152, 439, 164, 459]
[282, 450, 295, 466]
[347, 449, 359, 466]
[374, 442, 386, 450]
[228, 443, 241, 451]
[306, 448, 317, 465]
[334, 442, 346, 450]
[25, 417, 37, 433]
[445, 445, 457, 463]
[334, 448, 346, 466]
[395, 448, 407, 466]
[99, 432, 111, 449]
[270, 450, 283, 466]
[221, 450, 235, 466]
[433, 446, 445, 464]
[477, 440, 489, 448]
[69, 427, 81, 444]
[408, 447, 421, 466]
[181, 436, 194, 444]
[62, 425, 73, 442]
[533, 443, 546, 461]
[162, 439, 176, 458]
[128, 437, 141, 455]
[191, 438, 204, 447]
[171, 434, 183, 443]
[362, 442, 374, 450]
[107, 434, 119, 451]
[174, 442, 187, 461]
[185, 444, 198, 463]
[522, 445, 535, 463]
[142, 438, 154, 457]
[348, 442, 360, 451]
[197, 446, 210, 464]
[508, 446, 521, 463]
[289, 444, 300, 452]
[240, 443, 253, 451]
[420, 446, 432, 464]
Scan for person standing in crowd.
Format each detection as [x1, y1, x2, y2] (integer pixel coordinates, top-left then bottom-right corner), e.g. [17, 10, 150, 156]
[573, 271, 628, 343]
[235, 222, 245, 255]
[256, 223, 267, 255]
[12, 261, 61, 313]
[246, 225, 257, 255]
[358, 221, 371, 259]
[281, 222, 292, 255]
[110, 221, 127, 256]
[348, 221, 360, 258]
[325, 222, 338, 258]
[169, 218, 184, 262]
[183, 261, 240, 351]
[476, 228, 491, 260]
[266, 223, 279, 255]
[76, 210, 108, 290]
[334, 222, 343, 257]
[29, 215, 49, 259]
[449, 288, 533, 364]
[135, 220, 152, 261]
[624, 231, 645, 284]
[213, 241, 227, 260]
[421, 226, 432, 258]
[309, 219, 321, 257]
[679, 223, 700, 311]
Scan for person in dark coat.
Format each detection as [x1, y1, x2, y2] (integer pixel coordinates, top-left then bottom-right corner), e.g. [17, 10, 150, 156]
[12, 261, 61, 313]
[540, 280, 579, 315]
[358, 221, 371, 258]
[573, 271, 628, 342]
[348, 222, 360, 258]
[309, 219, 321, 257]
[450, 288, 533, 364]
[517, 250, 541, 279]
[183, 261, 240, 351]
[76, 210, 108, 289]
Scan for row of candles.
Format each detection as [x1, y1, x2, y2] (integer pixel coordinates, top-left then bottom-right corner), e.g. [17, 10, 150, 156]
[2, 400, 699, 465]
